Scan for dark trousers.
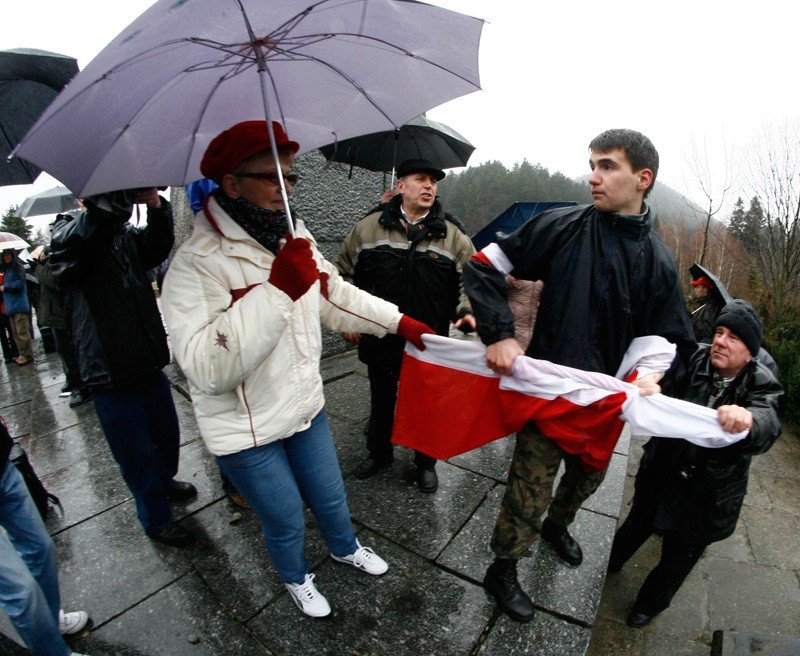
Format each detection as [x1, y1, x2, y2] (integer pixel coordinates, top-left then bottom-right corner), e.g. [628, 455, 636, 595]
[91, 370, 180, 533]
[609, 512, 706, 615]
[51, 327, 82, 390]
[0, 314, 17, 361]
[366, 359, 435, 470]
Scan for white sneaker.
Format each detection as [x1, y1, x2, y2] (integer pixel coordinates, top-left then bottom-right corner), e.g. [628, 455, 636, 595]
[331, 540, 388, 575]
[59, 609, 89, 635]
[285, 573, 331, 618]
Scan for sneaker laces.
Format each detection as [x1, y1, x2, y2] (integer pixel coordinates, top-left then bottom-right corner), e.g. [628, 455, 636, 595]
[293, 573, 320, 603]
[351, 544, 379, 568]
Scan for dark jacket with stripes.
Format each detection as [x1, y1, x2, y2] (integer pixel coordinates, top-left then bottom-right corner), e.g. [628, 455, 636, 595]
[336, 195, 475, 364]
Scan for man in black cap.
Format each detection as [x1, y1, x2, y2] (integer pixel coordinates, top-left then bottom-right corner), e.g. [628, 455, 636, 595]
[607, 299, 783, 628]
[336, 158, 476, 493]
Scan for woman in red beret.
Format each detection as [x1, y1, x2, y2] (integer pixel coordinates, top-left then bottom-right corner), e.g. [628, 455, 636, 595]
[161, 121, 431, 618]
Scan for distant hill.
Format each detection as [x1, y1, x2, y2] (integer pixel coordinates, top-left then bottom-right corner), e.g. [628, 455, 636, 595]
[646, 181, 710, 230]
[440, 162, 715, 237]
[574, 174, 710, 230]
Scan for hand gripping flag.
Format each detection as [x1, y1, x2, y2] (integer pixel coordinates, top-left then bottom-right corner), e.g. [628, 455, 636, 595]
[391, 335, 748, 471]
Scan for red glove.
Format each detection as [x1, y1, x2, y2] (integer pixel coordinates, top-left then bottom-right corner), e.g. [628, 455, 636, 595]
[268, 238, 319, 301]
[397, 315, 434, 350]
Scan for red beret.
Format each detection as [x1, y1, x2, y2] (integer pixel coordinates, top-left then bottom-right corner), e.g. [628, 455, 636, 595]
[691, 276, 713, 288]
[200, 121, 300, 184]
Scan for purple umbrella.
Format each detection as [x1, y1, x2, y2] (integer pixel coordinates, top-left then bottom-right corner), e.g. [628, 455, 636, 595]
[14, 0, 483, 235]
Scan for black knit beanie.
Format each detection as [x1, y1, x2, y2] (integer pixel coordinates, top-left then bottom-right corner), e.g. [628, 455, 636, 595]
[714, 299, 763, 356]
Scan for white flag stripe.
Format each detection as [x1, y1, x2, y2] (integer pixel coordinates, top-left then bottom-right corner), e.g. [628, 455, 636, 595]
[410, 334, 748, 448]
[481, 243, 515, 275]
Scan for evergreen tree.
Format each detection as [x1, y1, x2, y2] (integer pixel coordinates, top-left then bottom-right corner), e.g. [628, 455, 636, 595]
[438, 159, 589, 235]
[0, 206, 32, 243]
[728, 196, 747, 243]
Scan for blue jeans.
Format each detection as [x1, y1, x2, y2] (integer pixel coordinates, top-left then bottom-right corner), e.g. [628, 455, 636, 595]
[0, 461, 71, 656]
[91, 370, 179, 532]
[217, 411, 357, 584]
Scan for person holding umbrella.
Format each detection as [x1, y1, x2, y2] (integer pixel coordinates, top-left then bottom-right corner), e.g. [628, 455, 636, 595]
[690, 275, 724, 342]
[49, 188, 198, 548]
[336, 158, 477, 493]
[0, 270, 20, 363]
[0, 249, 34, 365]
[160, 121, 432, 618]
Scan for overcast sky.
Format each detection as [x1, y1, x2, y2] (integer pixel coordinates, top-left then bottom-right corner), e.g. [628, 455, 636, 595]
[3, 0, 798, 233]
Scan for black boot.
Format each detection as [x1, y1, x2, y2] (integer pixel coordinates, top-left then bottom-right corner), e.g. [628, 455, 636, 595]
[483, 558, 535, 622]
[541, 518, 583, 566]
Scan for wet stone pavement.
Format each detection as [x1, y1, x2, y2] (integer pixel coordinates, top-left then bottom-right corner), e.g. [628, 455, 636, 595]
[0, 341, 631, 656]
[1, 342, 798, 655]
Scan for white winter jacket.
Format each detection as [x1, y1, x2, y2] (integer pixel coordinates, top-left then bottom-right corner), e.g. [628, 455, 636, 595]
[161, 197, 402, 456]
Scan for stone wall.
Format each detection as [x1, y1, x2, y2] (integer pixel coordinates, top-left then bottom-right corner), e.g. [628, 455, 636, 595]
[169, 150, 390, 357]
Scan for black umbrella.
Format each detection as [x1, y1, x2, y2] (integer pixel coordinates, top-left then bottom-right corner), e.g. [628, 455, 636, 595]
[0, 48, 79, 186]
[319, 114, 475, 179]
[689, 262, 778, 376]
[689, 262, 733, 304]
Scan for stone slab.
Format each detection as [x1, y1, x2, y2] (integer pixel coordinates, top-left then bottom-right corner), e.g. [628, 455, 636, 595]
[524, 509, 617, 625]
[477, 609, 591, 656]
[711, 630, 800, 656]
[345, 458, 494, 560]
[247, 530, 494, 656]
[437, 485, 503, 584]
[54, 502, 191, 627]
[448, 434, 516, 482]
[74, 572, 261, 655]
[18, 419, 108, 479]
[581, 451, 628, 519]
[702, 558, 800, 636]
[183, 499, 329, 622]
[740, 506, 800, 569]
[322, 374, 371, 425]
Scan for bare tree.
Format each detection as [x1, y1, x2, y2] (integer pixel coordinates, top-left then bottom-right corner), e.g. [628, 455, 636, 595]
[684, 134, 736, 266]
[745, 120, 800, 324]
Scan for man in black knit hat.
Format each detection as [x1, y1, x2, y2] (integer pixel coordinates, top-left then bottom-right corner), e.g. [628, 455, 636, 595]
[607, 299, 783, 628]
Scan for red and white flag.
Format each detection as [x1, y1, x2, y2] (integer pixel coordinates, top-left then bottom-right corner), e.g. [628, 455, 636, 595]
[391, 334, 747, 471]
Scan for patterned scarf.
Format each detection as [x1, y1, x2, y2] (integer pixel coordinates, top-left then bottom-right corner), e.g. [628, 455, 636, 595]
[212, 189, 289, 255]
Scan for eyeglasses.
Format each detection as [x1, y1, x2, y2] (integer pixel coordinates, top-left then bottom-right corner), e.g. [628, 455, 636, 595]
[234, 171, 299, 185]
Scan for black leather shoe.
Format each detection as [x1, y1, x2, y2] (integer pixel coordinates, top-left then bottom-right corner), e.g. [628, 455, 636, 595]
[415, 467, 438, 493]
[146, 523, 195, 547]
[354, 456, 393, 480]
[166, 481, 198, 501]
[483, 559, 534, 623]
[626, 610, 655, 628]
[68, 390, 91, 408]
[541, 518, 583, 566]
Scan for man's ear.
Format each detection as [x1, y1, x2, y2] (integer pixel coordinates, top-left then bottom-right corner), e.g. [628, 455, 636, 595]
[637, 168, 654, 193]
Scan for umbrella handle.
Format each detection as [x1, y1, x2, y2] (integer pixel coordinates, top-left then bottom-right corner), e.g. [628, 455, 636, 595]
[264, 121, 296, 239]
[256, 55, 295, 238]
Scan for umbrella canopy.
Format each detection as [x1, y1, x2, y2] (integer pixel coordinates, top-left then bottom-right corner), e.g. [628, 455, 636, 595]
[15, 185, 78, 218]
[689, 263, 733, 304]
[319, 114, 475, 175]
[0, 48, 79, 186]
[13, 0, 484, 200]
[0, 232, 30, 251]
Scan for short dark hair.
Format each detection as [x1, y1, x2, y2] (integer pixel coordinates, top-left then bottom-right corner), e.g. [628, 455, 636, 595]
[589, 129, 659, 197]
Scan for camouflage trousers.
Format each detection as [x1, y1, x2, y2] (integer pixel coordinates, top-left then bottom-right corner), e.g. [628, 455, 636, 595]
[490, 422, 607, 559]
